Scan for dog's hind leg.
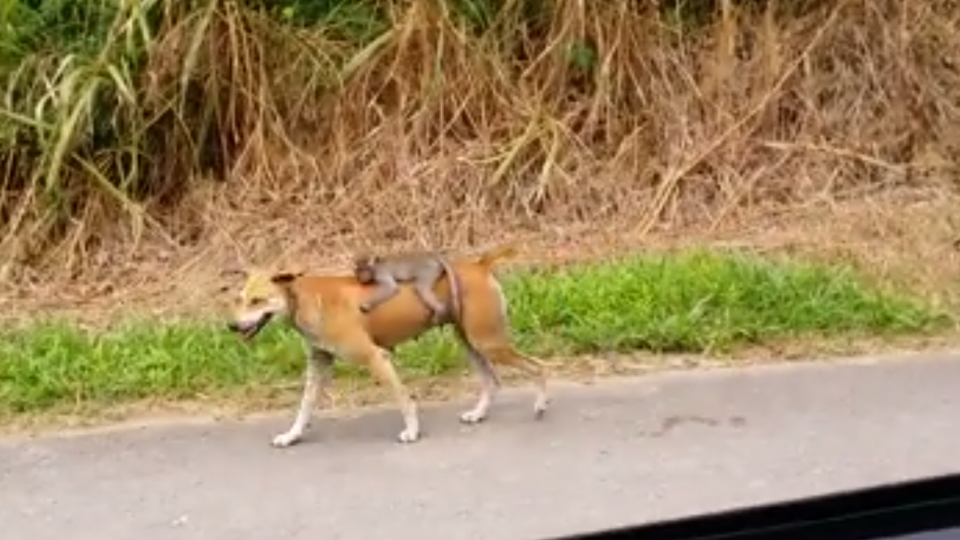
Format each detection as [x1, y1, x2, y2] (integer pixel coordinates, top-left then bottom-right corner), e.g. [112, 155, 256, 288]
[476, 344, 550, 419]
[272, 347, 335, 448]
[459, 345, 502, 424]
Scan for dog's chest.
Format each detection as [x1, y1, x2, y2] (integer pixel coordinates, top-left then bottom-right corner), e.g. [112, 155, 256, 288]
[291, 309, 329, 348]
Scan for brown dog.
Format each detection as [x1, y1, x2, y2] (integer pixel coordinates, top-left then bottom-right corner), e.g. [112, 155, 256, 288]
[226, 244, 550, 448]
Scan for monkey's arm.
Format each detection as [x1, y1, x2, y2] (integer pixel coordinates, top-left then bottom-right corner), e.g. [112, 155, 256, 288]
[360, 271, 401, 311]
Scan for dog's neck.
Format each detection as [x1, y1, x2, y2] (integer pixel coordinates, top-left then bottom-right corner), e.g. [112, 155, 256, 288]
[273, 280, 302, 323]
[276, 279, 326, 345]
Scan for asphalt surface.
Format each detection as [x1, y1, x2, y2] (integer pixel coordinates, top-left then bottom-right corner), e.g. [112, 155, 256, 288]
[2, 351, 960, 540]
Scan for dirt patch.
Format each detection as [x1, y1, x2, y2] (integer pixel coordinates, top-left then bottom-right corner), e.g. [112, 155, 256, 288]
[3, 186, 960, 329]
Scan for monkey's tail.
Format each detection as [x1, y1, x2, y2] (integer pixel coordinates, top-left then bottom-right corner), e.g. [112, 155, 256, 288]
[476, 243, 519, 268]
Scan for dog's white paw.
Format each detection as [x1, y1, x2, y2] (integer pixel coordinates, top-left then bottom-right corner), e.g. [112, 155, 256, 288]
[396, 428, 420, 444]
[271, 431, 302, 448]
[459, 409, 487, 424]
[533, 396, 549, 419]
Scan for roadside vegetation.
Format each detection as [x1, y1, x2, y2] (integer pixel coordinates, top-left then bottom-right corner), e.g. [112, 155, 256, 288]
[1, 0, 956, 270]
[0, 250, 946, 419]
[1, 0, 958, 424]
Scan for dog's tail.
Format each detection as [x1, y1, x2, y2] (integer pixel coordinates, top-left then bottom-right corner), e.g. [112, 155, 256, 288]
[476, 243, 519, 268]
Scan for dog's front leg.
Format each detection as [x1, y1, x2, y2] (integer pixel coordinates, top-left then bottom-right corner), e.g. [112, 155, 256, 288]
[363, 347, 420, 443]
[272, 347, 334, 448]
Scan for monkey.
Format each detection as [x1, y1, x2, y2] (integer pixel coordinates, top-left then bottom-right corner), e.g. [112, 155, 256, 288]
[352, 251, 462, 324]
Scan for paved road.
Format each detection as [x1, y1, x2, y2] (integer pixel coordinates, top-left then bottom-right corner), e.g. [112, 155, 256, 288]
[2, 352, 959, 540]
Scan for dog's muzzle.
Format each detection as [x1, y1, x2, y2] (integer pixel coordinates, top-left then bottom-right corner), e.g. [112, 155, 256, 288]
[227, 312, 274, 341]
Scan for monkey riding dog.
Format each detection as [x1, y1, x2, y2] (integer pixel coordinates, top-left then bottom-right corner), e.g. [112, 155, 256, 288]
[226, 244, 550, 448]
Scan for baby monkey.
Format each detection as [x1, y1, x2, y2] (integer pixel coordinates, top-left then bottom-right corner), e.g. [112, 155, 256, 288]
[353, 251, 461, 324]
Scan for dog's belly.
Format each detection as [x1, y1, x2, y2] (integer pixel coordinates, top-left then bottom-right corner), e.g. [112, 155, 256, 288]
[363, 303, 439, 349]
[356, 280, 456, 349]
[369, 319, 439, 350]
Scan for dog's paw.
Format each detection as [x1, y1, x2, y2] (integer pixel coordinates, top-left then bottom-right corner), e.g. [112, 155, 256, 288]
[533, 397, 549, 420]
[396, 428, 420, 444]
[271, 431, 302, 448]
[459, 409, 487, 424]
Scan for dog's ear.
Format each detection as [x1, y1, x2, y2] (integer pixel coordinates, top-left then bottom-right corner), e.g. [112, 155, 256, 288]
[270, 271, 304, 284]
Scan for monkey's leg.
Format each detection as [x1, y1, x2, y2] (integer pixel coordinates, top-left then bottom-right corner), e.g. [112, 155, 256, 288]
[412, 274, 447, 322]
[360, 275, 400, 313]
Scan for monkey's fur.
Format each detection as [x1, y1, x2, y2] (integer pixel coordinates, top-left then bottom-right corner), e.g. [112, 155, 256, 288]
[353, 251, 461, 324]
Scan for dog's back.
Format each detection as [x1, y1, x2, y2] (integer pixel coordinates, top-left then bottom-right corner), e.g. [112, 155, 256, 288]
[233, 242, 543, 448]
[289, 246, 516, 350]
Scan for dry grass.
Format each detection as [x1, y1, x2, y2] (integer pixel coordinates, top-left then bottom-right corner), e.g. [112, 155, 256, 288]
[1, 0, 960, 322]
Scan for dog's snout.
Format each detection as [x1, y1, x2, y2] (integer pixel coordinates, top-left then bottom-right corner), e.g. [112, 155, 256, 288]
[226, 321, 239, 332]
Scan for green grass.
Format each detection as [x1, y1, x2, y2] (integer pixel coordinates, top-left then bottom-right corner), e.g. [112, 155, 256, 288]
[0, 250, 949, 417]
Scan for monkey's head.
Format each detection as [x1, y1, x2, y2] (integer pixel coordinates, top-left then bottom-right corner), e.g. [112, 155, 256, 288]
[352, 253, 380, 284]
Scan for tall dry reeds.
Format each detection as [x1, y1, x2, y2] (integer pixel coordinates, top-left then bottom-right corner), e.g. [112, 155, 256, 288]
[1, 0, 958, 273]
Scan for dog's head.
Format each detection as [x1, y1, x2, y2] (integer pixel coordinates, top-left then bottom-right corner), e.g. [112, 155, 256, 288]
[226, 269, 303, 340]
